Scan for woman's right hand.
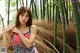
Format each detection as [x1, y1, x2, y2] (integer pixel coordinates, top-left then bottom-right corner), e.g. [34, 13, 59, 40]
[2, 26, 15, 37]
[4, 26, 14, 33]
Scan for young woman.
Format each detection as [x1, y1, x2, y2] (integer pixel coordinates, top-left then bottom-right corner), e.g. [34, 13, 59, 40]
[1, 6, 39, 53]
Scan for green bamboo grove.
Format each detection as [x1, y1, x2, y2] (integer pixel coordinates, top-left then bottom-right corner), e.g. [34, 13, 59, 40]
[0, 0, 80, 53]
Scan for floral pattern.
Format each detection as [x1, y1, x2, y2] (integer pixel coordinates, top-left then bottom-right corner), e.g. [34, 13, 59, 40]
[12, 35, 35, 53]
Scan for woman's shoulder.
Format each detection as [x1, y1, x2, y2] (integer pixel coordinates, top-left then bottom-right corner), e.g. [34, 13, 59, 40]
[30, 25, 37, 31]
[31, 25, 37, 28]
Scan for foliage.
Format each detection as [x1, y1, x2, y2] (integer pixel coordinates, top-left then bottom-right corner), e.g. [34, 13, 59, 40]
[5, 0, 21, 25]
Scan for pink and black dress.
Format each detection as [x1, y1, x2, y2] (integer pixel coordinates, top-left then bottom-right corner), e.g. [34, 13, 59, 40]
[12, 30, 39, 53]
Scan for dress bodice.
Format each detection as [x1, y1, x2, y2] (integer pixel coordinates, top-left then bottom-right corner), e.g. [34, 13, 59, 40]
[11, 30, 38, 53]
[12, 31, 30, 46]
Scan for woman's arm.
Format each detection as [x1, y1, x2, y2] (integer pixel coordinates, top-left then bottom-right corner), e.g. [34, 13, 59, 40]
[0, 32, 3, 40]
[1, 31, 8, 53]
[2, 31, 8, 47]
[19, 25, 37, 48]
[12, 25, 37, 48]
[0, 26, 14, 40]
[1, 26, 13, 48]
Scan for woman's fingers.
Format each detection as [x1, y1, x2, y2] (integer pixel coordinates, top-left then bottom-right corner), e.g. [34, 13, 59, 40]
[4, 26, 15, 32]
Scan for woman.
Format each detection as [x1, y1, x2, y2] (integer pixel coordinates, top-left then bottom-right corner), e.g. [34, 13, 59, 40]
[1, 6, 39, 53]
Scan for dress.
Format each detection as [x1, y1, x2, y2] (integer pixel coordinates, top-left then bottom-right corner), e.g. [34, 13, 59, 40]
[12, 31, 39, 53]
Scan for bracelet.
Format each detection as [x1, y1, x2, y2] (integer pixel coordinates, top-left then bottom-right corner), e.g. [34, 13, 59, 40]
[0, 46, 7, 52]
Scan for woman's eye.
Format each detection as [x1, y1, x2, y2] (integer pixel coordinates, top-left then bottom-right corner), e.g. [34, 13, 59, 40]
[26, 15, 29, 17]
[20, 14, 23, 16]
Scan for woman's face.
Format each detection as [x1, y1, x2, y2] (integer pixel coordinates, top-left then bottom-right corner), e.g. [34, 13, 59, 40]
[19, 11, 29, 25]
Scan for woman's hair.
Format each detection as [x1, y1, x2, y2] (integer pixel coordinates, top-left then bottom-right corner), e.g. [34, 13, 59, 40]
[15, 6, 32, 28]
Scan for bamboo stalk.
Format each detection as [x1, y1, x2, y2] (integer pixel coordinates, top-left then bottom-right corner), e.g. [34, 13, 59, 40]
[59, 0, 66, 53]
[0, 14, 4, 27]
[43, 0, 45, 20]
[7, 0, 10, 26]
[47, 0, 49, 21]
[22, 0, 24, 6]
[54, 2, 57, 47]
[40, 0, 43, 19]
[71, 0, 80, 53]
[34, 1, 38, 19]
[53, 0, 55, 22]
[26, 0, 27, 6]
[16, 0, 18, 11]
[49, 0, 51, 22]
[29, 0, 32, 8]
[65, 2, 69, 25]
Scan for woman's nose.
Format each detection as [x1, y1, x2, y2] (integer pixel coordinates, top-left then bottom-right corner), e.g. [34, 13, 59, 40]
[22, 16, 26, 19]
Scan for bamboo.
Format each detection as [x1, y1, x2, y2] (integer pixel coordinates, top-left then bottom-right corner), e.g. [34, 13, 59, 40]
[49, 0, 51, 22]
[32, 4, 35, 18]
[65, 2, 69, 25]
[0, 14, 4, 27]
[71, 0, 80, 53]
[77, 0, 80, 24]
[47, 0, 49, 21]
[29, 0, 32, 8]
[57, 11, 61, 25]
[59, 0, 66, 53]
[54, 1, 58, 47]
[53, 0, 55, 22]
[7, 0, 10, 25]
[43, 0, 45, 19]
[16, 0, 18, 11]
[22, 0, 24, 6]
[34, 1, 38, 19]
[40, 0, 43, 19]
[26, 0, 27, 6]
[31, 0, 35, 18]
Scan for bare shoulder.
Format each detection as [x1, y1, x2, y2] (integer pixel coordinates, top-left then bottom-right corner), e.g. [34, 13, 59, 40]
[30, 25, 37, 31]
[30, 25, 37, 35]
[31, 25, 37, 28]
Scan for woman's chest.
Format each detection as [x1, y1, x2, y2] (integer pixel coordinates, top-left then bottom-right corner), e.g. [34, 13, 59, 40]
[12, 33, 30, 46]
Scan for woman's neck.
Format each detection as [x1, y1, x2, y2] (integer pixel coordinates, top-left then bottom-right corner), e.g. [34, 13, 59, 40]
[20, 24, 27, 28]
[19, 25, 29, 34]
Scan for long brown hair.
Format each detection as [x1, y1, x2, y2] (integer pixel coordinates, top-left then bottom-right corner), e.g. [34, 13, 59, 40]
[15, 6, 32, 28]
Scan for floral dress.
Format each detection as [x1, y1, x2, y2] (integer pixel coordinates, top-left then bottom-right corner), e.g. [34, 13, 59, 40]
[12, 31, 38, 53]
